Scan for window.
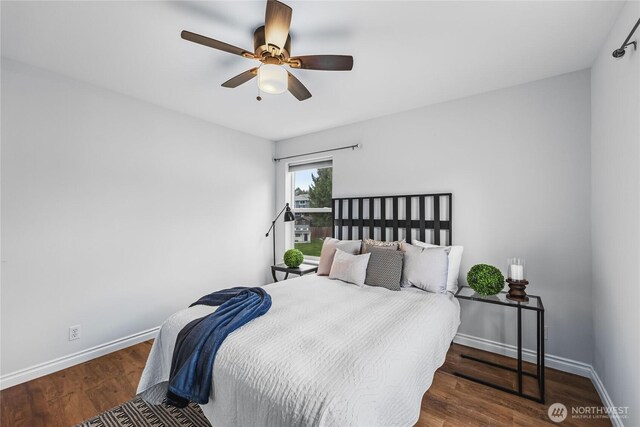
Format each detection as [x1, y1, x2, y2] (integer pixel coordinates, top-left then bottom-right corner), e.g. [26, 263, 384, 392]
[289, 159, 332, 258]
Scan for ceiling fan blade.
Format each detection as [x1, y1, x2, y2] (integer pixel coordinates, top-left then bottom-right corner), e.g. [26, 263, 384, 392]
[289, 55, 353, 71]
[221, 68, 259, 88]
[264, 0, 292, 53]
[181, 30, 254, 58]
[287, 72, 312, 101]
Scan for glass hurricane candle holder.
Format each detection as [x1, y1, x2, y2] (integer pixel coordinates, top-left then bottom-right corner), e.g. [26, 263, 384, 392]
[507, 257, 526, 281]
[506, 257, 529, 302]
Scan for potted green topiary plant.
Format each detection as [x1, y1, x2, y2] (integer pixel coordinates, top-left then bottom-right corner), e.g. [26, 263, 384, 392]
[467, 264, 505, 296]
[283, 249, 304, 268]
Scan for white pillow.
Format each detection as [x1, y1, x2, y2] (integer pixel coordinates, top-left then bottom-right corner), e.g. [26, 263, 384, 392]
[317, 238, 362, 276]
[413, 240, 464, 292]
[329, 249, 371, 287]
[401, 244, 449, 293]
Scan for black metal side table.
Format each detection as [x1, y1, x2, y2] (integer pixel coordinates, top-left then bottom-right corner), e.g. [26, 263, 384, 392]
[454, 286, 545, 403]
[271, 263, 318, 282]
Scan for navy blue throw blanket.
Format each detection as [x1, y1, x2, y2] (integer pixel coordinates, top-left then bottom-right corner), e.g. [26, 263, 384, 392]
[166, 287, 271, 408]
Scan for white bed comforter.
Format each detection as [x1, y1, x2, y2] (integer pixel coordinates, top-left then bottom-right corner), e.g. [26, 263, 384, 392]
[137, 274, 460, 427]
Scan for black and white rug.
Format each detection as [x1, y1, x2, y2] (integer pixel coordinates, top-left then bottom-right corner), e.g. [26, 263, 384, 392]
[76, 397, 212, 427]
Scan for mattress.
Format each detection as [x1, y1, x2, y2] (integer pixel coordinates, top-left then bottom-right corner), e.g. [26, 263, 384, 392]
[137, 274, 460, 427]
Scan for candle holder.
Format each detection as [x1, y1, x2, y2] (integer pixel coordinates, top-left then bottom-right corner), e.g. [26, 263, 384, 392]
[506, 278, 529, 302]
[506, 257, 529, 302]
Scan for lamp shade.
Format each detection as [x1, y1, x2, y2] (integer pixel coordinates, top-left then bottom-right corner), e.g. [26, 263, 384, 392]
[258, 64, 288, 94]
[284, 205, 295, 222]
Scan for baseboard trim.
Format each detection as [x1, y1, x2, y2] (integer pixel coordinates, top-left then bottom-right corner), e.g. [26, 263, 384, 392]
[453, 332, 593, 377]
[454, 333, 623, 426]
[0, 327, 160, 390]
[589, 367, 624, 427]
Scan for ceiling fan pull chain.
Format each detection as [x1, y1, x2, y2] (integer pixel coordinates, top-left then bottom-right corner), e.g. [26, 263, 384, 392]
[256, 64, 263, 101]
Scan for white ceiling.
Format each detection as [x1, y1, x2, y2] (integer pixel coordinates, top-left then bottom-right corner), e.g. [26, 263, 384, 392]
[1, 1, 623, 141]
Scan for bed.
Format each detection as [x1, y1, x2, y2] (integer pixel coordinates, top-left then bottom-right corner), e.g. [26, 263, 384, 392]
[138, 193, 460, 426]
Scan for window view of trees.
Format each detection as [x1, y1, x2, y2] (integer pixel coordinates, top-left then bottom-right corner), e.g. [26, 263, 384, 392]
[308, 168, 332, 208]
[293, 167, 332, 257]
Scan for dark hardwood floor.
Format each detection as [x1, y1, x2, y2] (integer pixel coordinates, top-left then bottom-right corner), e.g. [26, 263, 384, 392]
[0, 342, 153, 427]
[0, 342, 609, 426]
[418, 345, 609, 427]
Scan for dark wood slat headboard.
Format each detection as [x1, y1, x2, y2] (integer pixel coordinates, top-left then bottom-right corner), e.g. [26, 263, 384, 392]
[332, 193, 453, 245]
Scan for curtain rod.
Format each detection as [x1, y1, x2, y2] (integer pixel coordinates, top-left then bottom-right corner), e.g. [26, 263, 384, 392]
[273, 143, 361, 162]
[612, 17, 640, 58]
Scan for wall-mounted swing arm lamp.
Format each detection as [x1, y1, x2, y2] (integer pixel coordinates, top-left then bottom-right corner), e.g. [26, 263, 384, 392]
[265, 203, 295, 265]
[612, 17, 640, 58]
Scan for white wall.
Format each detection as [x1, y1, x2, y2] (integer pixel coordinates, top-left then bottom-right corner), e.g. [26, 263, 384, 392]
[275, 70, 593, 364]
[0, 59, 275, 378]
[591, 2, 640, 424]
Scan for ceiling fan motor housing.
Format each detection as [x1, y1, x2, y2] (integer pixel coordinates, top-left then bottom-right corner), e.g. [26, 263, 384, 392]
[254, 25, 291, 61]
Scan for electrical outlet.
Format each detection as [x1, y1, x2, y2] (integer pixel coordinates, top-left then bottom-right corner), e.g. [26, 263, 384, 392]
[544, 325, 549, 340]
[69, 325, 81, 341]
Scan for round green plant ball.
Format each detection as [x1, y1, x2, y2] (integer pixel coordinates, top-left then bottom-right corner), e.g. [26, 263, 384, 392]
[467, 264, 505, 296]
[283, 249, 304, 268]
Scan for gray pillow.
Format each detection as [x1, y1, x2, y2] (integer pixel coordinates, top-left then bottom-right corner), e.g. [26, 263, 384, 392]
[400, 244, 449, 293]
[365, 247, 404, 291]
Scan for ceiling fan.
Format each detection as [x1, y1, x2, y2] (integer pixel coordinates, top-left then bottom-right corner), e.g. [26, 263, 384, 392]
[181, 0, 353, 101]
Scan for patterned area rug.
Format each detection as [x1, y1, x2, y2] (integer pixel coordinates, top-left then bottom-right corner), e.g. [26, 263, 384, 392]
[76, 397, 212, 427]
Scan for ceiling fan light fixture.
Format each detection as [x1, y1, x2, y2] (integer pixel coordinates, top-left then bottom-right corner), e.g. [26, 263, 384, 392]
[181, 0, 353, 101]
[258, 64, 288, 94]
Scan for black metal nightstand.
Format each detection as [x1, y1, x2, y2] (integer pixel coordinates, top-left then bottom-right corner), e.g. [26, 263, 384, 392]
[454, 286, 545, 403]
[271, 263, 318, 282]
